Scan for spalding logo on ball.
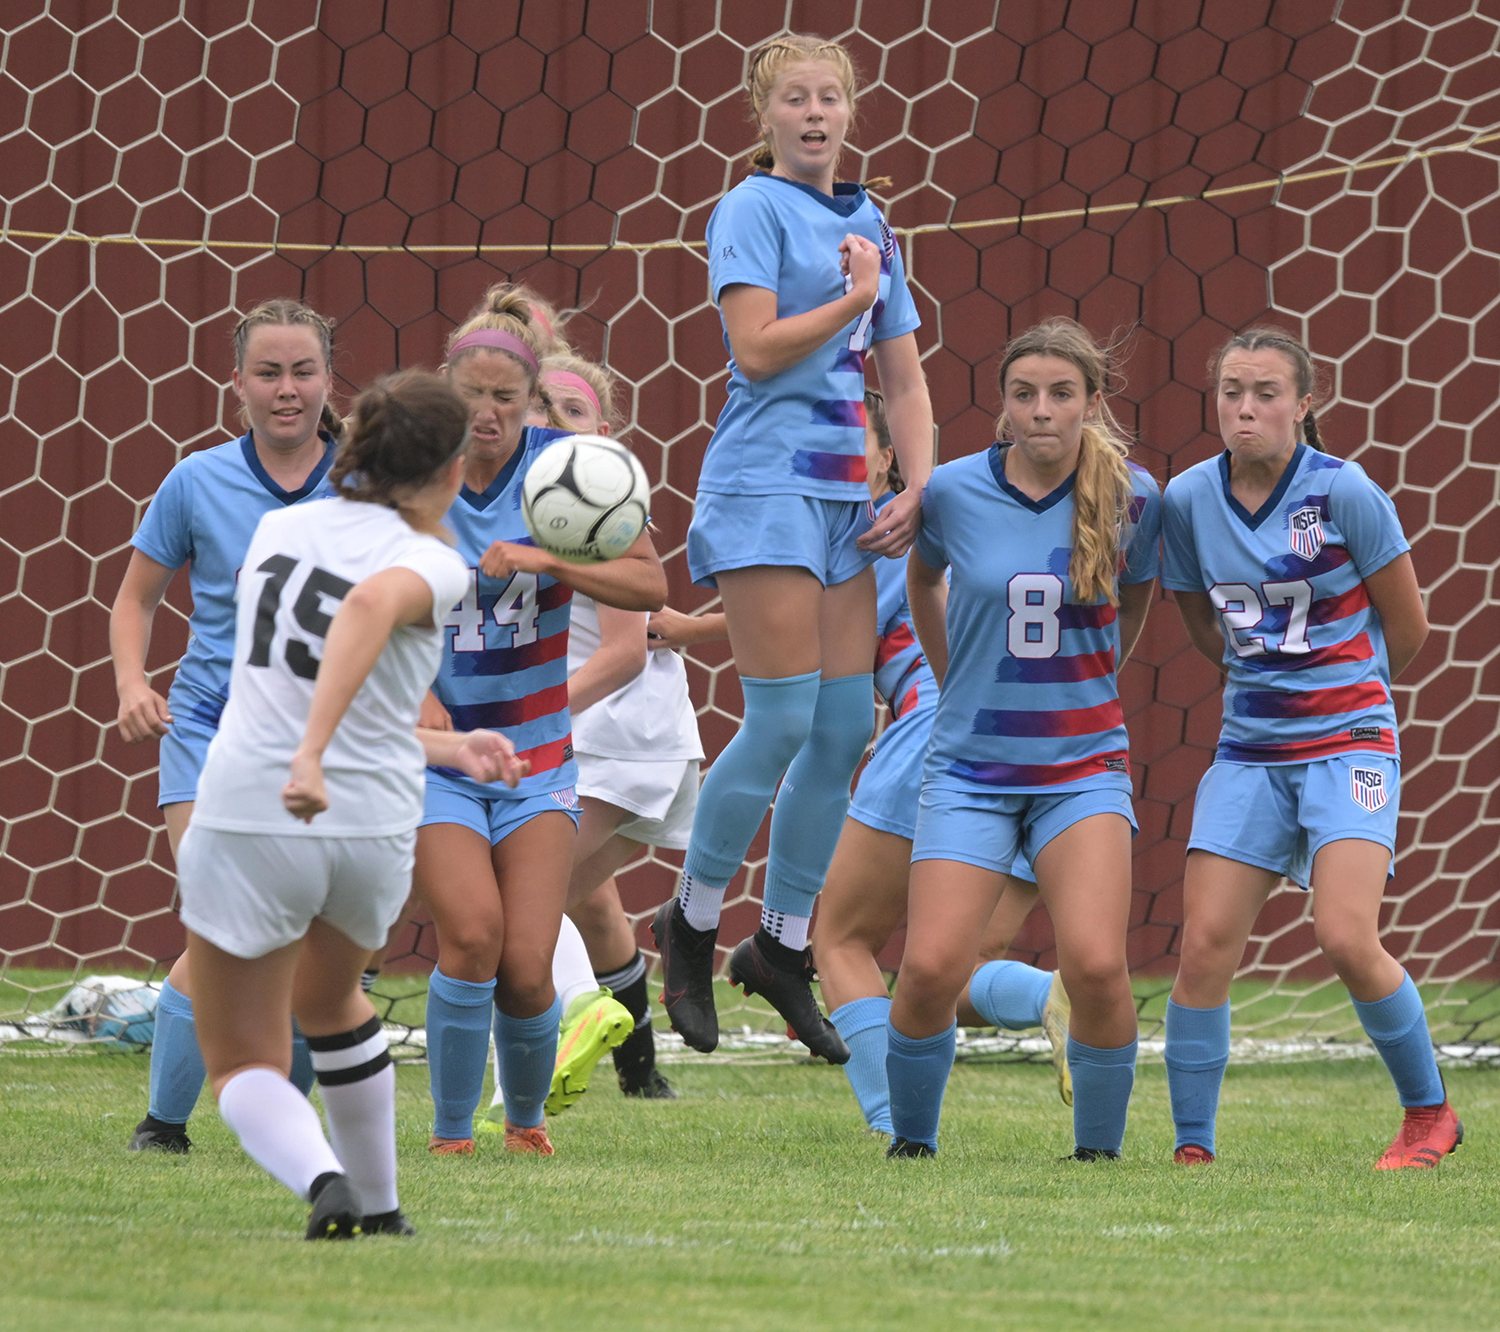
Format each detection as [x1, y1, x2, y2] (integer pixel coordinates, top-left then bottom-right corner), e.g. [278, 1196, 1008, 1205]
[522, 434, 650, 563]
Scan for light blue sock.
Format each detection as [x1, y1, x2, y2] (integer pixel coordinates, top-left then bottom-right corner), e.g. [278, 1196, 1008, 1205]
[682, 671, 821, 887]
[1164, 999, 1230, 1154]
[494, 995, 563, 1129]
[1069, 1036, 1137, 1154]
[288, 1023, 315, 1098]
[426, 969, 496, 1139]
[830, 996, 892, 1133]
[146, 978, 205, 1125]
[1353, 973, 1444, 1107]
[885, 1020, 956, 1151]
[763, 674, 875, 919]
[968, 961, 1054, 1030]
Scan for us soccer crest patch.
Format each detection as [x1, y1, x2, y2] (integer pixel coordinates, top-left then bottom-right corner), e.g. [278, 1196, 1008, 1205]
[1288, 506, 1325, 560]
[1350, 766, 1388, 812]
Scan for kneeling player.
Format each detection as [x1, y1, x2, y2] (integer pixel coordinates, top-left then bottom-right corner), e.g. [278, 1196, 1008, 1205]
[178, 373, 522, 1237]
[1161, 327, 1458, 1170]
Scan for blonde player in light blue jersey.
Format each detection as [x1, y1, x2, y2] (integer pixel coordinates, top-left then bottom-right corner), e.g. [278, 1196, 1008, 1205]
[654, 34, 936, 1064]
[110, 299, 342, 1153]
[1162, 326, 1457, 1170]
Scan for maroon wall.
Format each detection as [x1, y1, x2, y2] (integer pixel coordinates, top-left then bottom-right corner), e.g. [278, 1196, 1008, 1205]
[2, 1, 1496, 996]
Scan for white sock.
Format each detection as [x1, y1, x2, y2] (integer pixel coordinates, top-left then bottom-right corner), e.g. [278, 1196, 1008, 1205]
[488, 1034, 504, 1112]
[679, 872, 726, 932]
[553, 914, 600, 1014]
[309, 1019, 398, 1217]
[761, 908, 810, 951]
[217, 1066, 343, 1201]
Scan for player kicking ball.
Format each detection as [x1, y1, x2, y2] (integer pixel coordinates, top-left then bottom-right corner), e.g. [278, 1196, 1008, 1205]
[1161, 327, 1460, 1170]
[175, 372, 523, 1237]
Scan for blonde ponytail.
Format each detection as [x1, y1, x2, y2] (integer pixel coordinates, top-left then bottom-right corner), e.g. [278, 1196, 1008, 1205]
[995, 317, 1136, 607]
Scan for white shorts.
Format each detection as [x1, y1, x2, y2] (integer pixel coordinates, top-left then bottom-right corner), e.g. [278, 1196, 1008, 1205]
[176, 826, 415, 960]
[575, 754, 700, 851]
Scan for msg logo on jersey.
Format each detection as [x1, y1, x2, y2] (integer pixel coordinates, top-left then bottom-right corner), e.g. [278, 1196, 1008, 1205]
[1288, 506, 1325, 560]
[1350, 766, 1388, 812]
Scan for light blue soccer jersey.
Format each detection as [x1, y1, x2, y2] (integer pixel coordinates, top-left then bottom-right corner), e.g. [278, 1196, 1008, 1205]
[915, 446, 1162, 794]
[130, 432, 336, 730]
[872, 496, 937, 720]
[1162, 443, 1409, 764]
[702, 173, 920, 500]
[430, 426, 577, 800]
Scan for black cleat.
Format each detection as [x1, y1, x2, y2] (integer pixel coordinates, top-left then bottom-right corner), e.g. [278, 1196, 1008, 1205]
[127, 1115, 190, 1154]
[305, 1172, 361, 1240]
[887, 1137, 937, 1159]
[360, 1209, 417, 1236]
[1062, 1147, 1121, 1162]
[651, 900, 719, 1053]
[621, 1066, 678, 1100]
[728, 930, 850, 1065]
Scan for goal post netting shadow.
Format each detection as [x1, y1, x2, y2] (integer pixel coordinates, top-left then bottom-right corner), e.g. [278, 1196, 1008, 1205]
[2, 1, 1497, 1061]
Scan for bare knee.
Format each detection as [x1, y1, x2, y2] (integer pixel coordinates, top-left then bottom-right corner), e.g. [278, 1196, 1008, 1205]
[1314, 918, 1389, 985]
[1059, 949, 1130, 1013]
[436, 912, 504, 981]
[495, 954, 554, 1017]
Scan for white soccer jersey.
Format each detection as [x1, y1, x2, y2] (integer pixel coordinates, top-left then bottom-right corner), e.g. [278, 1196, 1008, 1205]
[191, 497, 469, 838]
[566, 593, 704, 762]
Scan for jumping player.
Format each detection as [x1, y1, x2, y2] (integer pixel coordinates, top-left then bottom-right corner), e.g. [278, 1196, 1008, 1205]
[653, 34, 934, 1063]
[419, 287, 666, 1156]
[812, 390, 1073, 1135]
[110, 299, 342, 1152]
[179, 371, 522, 1238]
[1161, 327, 1458, 1170]
[887, 318, 1160, 1160]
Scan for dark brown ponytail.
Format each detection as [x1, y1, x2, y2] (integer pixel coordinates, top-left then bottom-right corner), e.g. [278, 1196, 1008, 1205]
[330, 371, 468, 506]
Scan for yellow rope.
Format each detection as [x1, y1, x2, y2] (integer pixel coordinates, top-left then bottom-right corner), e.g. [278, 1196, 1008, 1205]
[3, 133, 1496, 258]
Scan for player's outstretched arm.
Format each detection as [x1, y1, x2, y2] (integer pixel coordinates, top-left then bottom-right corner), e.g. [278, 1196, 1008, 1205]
[283, 566, 441, 822]
[647, 605, 728, 650]
[1117, 578, 1157, 666]
[1170, 589, 1227, 672]
[718, 233, 880, 382]
[109, 549, 179, 742]
[478, 528, 667, 612]
[860, 332, 932, 558]
[415, 727, 526, 789]
[907, 547, 950, 687]
[1362, 552, 1428, 679]
[569, 603, 648, 714]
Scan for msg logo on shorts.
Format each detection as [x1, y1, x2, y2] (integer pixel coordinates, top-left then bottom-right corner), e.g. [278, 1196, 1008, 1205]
[1350, 766, 1387, 812]
[551, 788, 579, 812]
[1288, 506, 1325, 560]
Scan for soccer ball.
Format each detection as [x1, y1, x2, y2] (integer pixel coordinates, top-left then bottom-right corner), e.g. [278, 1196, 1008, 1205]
[521, 434, 650, 562]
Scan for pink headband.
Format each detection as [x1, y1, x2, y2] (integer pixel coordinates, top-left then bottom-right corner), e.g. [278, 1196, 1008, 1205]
[447, 329, 539, 373]
[543, 370, 602, 417]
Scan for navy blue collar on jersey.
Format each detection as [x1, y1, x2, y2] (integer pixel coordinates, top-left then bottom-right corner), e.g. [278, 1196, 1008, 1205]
[240, 431, 336, 505]
[988, 444, 1077, 513]
[753, 171, 866, 217]
[460, 436, 526, 511]
[1218, 441, 1305, 530]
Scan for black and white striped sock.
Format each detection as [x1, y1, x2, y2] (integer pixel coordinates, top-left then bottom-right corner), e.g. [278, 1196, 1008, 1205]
[306, 1015, 398, 1217]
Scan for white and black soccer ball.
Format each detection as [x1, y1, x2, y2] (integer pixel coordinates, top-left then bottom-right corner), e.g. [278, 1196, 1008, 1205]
[521, 434, 650, 563]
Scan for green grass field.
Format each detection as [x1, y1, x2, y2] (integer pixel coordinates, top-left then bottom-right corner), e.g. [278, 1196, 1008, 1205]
[1, 1052, 1493, 1332]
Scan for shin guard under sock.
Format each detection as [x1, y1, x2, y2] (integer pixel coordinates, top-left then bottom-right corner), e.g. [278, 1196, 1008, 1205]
[831, 996, 893, 1134]
[1353, 972, 1445, 1107]
[885, 1020, 957, 1152]
[493, 995, 563, 1129]
[146, 978, 206, 1126]
[968, 960, 1055, 1030]
[1164, 999, 1230, 1154]
[425, 970, 496, 1140]
[1068, 1036, 1137, 1154]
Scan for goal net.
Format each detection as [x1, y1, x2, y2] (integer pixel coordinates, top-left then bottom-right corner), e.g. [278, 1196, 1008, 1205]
[2, 2, 1497, 1063]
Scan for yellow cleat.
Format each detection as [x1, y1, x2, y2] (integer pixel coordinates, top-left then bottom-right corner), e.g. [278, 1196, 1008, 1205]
[1042, 972, 1073, 1107]
[545, 989, 635, 1116]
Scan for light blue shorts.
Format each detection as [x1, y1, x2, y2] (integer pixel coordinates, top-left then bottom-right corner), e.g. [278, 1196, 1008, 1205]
[420, 769, 580, 845]
[1188, 754, 1399, 890]
[911, 782, 1135, 875]
[687, 491, 877, 588]
[158, 716, 216, 807]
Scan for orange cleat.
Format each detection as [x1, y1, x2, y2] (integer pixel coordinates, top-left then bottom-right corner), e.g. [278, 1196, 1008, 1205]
[1174, 1144, 1215, 1165]
[504, 1120, 555, 1156]
[428, 1136, 475, 1155]
[1374, 1100, 1462, 1170]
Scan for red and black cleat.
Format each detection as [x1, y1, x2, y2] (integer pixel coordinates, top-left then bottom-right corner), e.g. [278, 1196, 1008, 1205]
[1173, 1143, 1215, 1165]
[651, 899, 719, 1054]
[728, 930, 849, 1065]
[1374, 1100, 1463, 1170]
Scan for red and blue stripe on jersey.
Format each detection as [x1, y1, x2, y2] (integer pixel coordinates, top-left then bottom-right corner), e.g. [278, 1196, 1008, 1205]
[430, 427, 578, 799]
[1161, 444, 1409, 765]
[913, 446, 1161, 795]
